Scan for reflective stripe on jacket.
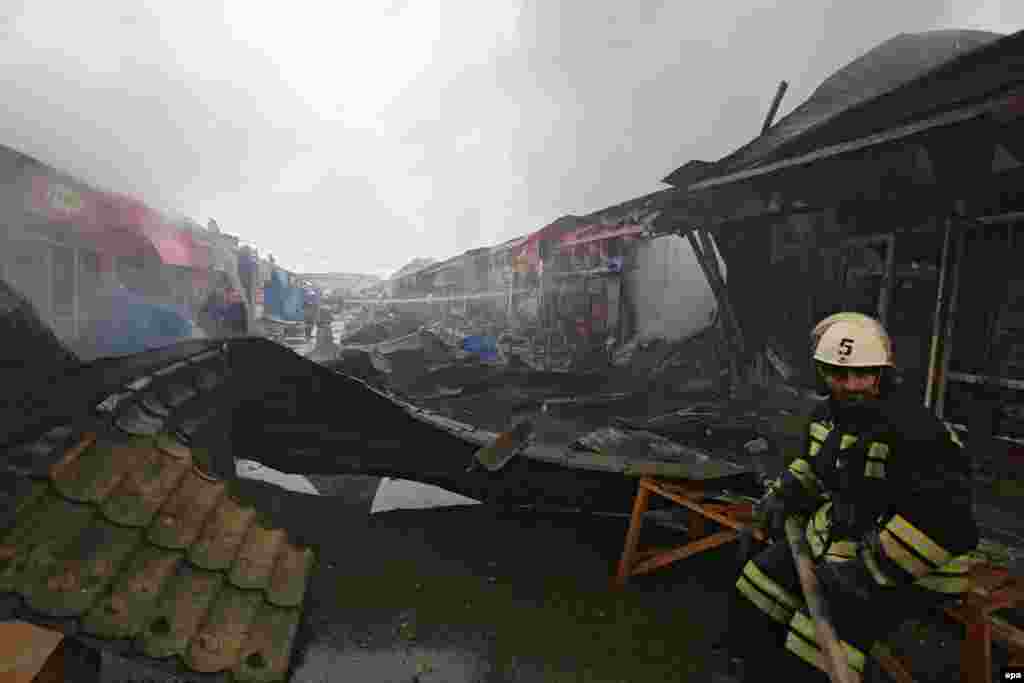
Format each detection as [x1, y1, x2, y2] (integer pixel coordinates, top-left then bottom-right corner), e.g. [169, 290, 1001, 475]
[784, 399, 976, 595]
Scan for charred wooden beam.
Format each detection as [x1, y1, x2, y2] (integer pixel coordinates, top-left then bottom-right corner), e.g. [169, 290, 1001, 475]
[696, 229, 745, 356]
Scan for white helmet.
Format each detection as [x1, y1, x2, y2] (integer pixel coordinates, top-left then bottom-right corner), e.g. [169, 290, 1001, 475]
[812, 315, 894, 368]
[811, 312, 886, 351]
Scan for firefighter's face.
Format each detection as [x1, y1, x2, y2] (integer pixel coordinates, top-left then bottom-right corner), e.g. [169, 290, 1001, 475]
[819, 364, 882, 403]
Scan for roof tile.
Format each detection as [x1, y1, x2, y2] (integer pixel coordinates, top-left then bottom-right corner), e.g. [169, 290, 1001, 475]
[233, 604, 302, 683]
[189, 495, 257, 571]
[229, 525, 286, 591]
[126, 375, 154, 392]
[82, 546, 184, 639]
[47, 432, 96, 482]
[24, 518, 141, 617]
[186, 585, 263, 673]
[138, 390, 171, 419]
[1, 493, 95, 596]
[157, 379, 197, 410]
[3, 345, 316, 682]
[194, 364, 225, 393]
[148, 469, 226, 550]
[53, 436, 148, 504]
[267, 543, 315, 608]
[7, 428, 78, 478]
[154, 361, 190, 378]
[137, 564, 224, 659]
[100, 443, 191, 527]
[96, 391, 134, 416]
[154, 432, 193, 461]
[115, 402, 166, 436]
[0, 477, 48, 535]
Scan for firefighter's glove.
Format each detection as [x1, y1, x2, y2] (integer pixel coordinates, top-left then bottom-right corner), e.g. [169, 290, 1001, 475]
[814, 558, 875, 604]
[752, 493, 789, 542]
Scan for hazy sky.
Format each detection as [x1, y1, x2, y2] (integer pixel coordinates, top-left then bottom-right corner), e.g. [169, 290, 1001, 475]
[1, 1, 1021, 277]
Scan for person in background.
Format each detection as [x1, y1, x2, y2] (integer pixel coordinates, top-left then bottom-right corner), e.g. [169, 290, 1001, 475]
[222, 286, 248, 336]
[198, 284, 226, 338]
[304, 300, 317, 340]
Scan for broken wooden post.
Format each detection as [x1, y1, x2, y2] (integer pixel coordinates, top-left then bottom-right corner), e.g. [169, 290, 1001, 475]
[686, 229, 744, 397]
[697, 228, 745, 355]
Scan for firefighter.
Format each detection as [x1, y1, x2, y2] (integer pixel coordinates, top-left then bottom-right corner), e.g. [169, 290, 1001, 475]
[714, 314, 978, 682]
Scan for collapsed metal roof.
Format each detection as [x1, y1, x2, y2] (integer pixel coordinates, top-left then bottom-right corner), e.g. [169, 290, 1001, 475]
[663, 29, 1016, 191]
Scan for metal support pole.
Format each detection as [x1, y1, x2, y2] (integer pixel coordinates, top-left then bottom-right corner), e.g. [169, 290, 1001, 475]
[877, 233, 896, 327]
[925, 219, 953, 410]
[936, 225, 967, 420]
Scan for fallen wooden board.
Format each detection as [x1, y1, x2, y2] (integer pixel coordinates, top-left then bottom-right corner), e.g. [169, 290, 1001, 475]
[0, 621, 63, 682]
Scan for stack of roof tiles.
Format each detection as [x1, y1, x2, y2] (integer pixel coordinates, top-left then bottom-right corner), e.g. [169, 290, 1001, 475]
[0, 345, 316, 683]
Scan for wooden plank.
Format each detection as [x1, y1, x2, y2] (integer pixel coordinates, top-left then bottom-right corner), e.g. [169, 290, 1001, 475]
[644, 481, 763, 538]
[698, 229, 745, 354]
[0, 621, 63, 683]
[688, 509, 708, 540]
[990, 616, 1024, 656]
[614, 483, 650, 587]
[872, 644, 917, 683]
[631, 529, 738, 576]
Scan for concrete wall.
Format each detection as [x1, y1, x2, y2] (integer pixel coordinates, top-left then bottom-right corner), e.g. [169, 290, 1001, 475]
[625, 234, 719, 342]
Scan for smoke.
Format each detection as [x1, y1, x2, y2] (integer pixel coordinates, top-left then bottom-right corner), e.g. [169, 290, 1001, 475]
[1, 0, 1013, 276]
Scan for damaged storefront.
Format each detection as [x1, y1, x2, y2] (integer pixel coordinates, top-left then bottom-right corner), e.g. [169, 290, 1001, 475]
[545, 220, 635, 357]
[0, 145, 210, 349]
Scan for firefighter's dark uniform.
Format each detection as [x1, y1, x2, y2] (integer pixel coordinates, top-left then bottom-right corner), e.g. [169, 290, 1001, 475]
[725, 393, 978, 681]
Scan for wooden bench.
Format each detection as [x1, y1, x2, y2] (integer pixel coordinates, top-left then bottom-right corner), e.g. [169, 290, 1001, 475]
[615, 477, 1024, 682]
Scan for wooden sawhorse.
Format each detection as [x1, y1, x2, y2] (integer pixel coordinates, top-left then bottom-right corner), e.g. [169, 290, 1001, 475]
[614, 476, 765, 587]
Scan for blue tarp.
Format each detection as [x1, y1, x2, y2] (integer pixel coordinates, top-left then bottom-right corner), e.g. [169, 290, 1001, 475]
[462, 335, 499, 361]
[78, 286, 197, 359]
[283, 285, 304, 321]
[264, 268, 304, 322]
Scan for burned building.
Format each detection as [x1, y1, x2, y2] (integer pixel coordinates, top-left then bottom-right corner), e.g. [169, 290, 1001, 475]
[655, 29, 1024, 449]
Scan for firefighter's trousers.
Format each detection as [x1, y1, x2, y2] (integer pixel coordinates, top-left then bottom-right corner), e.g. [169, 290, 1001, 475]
[725, 540, 952, 682]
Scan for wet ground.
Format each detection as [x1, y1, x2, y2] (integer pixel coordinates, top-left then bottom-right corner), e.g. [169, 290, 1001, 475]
[96, 457, 1024, 683]
[293, 505, 730, 683]
[232, 474, 733, 683]
[97, 468, 736, 683]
